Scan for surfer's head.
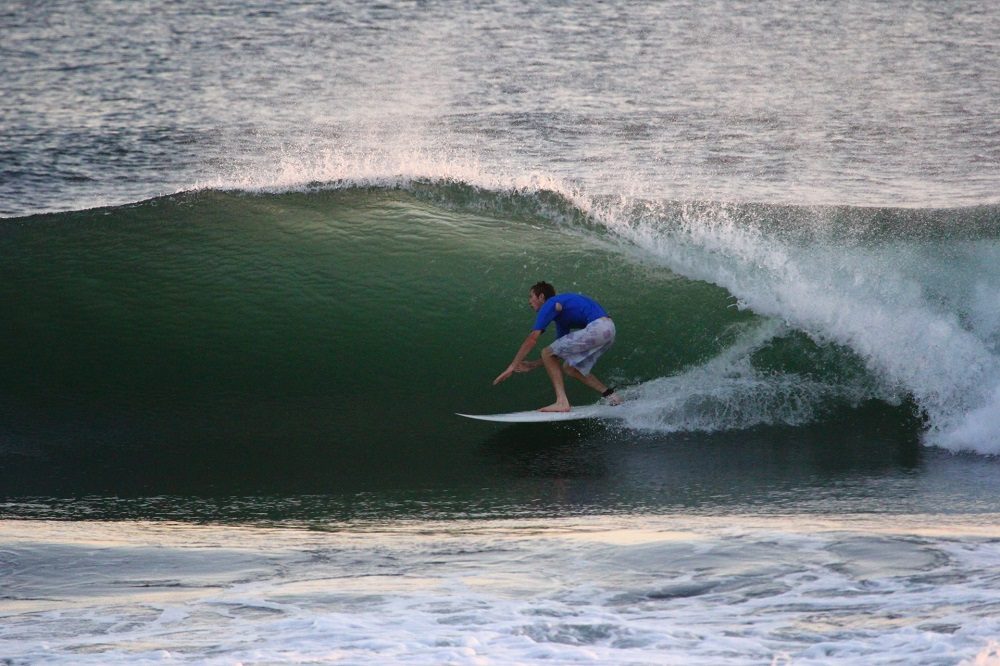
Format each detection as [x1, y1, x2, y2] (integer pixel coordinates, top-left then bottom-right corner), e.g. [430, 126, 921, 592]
[530, 281, 556, 300]
[529, 281, 555, 311]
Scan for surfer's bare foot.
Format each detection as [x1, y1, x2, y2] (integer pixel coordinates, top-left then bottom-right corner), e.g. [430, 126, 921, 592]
[539, 401, 571, 412]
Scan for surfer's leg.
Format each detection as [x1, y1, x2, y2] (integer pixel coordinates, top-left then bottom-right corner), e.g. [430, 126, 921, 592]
[563, 364, 622, 405]
[539, 347, 571, 412]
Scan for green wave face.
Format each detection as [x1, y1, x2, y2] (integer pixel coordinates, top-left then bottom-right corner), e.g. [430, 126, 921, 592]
[2, 188, 744, 399]
[1, 188, 765, 493]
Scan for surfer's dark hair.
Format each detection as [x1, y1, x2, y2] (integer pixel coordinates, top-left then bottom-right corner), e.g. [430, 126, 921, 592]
[531, 281, 556, 300]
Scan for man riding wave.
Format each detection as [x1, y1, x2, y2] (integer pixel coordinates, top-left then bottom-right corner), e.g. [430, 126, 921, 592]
[493, 281, 621, 412]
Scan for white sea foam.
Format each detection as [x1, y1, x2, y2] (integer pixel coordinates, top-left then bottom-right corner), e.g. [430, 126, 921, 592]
[2, 517, 1000, 665]
[615, 318, 885, 433]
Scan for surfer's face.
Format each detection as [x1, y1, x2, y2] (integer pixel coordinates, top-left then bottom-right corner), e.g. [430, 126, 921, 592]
[529, 290, 546, 311]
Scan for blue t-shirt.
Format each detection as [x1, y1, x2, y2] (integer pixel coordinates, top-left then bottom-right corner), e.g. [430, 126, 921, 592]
[532, 293, 609, 339]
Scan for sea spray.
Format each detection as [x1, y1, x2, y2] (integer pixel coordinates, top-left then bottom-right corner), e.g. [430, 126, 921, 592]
[619, 319, 891, 433]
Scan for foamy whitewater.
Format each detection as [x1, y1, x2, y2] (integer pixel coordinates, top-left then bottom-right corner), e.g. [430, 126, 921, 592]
[3, 1, 1000, 664]
[4, 517, 1000, 665]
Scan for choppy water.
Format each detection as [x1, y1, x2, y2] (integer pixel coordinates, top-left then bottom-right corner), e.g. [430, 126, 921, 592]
[3, 1, 1000, 663]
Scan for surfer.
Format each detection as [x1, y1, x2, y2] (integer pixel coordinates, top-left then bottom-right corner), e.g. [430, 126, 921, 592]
[493, 281, 622, 412]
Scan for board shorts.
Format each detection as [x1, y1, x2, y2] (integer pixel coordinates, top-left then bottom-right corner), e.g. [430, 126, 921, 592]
[548, 317, 616, 376]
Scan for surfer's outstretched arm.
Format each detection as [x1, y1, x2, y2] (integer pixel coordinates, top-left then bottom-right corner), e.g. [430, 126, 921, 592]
[493, 330, 542, 385]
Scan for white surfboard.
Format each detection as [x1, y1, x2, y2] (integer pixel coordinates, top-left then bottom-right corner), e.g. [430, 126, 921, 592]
[456, 403, 615, 423]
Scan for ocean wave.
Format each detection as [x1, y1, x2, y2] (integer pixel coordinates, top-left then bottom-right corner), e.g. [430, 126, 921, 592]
[4, 178, 1000, 459]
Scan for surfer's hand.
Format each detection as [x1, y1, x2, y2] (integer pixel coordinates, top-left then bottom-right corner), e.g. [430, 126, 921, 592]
[514, 360, 539, 373]
[493, 366, 515, 385]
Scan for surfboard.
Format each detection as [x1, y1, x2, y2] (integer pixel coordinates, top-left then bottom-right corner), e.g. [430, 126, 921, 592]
[456, 403, 614, 423]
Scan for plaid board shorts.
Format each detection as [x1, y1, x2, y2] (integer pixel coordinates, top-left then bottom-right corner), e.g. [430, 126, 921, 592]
[548, 317, 616, 376]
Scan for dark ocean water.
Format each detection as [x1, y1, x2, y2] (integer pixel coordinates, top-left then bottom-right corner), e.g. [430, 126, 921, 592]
[3, 2, 1000, 664]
